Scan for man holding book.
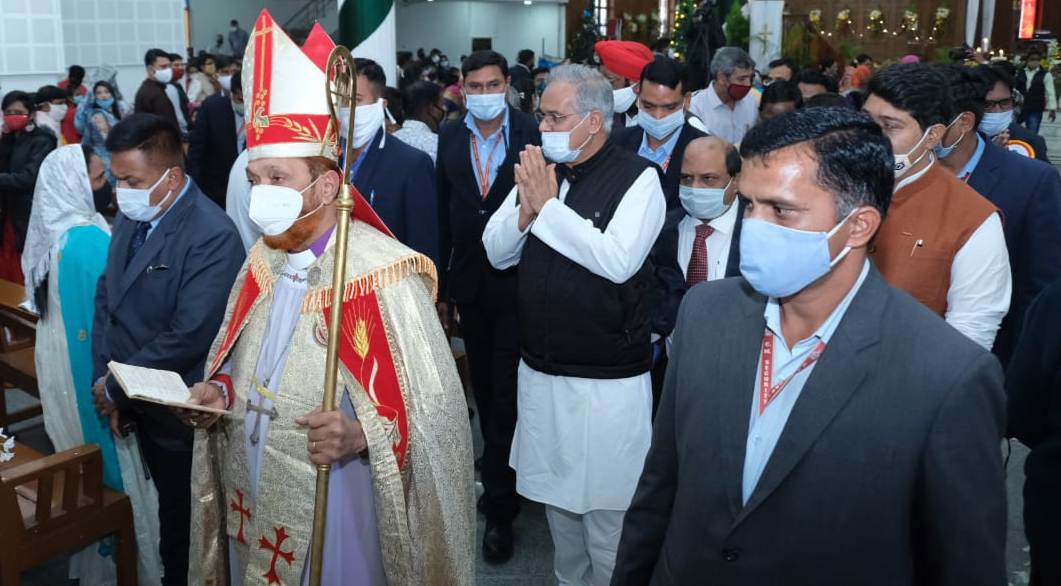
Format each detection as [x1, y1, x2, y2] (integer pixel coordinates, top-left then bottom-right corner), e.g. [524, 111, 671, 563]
[90, 112, 245, 585]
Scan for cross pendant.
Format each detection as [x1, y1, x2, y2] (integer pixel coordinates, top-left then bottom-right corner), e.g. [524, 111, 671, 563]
[246, 398, 279, 446]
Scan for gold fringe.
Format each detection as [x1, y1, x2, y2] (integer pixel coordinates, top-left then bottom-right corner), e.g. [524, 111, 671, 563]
[248, 244, 276, 297]
[299, 253, 438, 315]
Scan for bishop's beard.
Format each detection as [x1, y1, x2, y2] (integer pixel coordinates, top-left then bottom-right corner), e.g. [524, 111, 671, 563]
[262, 212, 319, 251]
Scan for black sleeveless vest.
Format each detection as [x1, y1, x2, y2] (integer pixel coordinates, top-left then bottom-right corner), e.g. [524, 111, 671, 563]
[518, 142, 656, 379]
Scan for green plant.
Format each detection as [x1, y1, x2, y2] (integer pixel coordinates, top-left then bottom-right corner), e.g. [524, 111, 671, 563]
[725, 0, 750, 50]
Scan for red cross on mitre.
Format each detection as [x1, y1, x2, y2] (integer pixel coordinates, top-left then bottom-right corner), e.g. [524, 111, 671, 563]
[258, 525, 295, 585]
[242, 9, 338, 163]
[230, 489, 252, 545]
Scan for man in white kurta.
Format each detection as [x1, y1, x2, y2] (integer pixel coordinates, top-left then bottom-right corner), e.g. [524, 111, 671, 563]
[482, 64, 665, 586]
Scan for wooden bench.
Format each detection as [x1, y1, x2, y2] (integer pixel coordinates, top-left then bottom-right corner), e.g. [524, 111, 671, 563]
[0, 280, 38, 429]
[0, 442, 137, 585]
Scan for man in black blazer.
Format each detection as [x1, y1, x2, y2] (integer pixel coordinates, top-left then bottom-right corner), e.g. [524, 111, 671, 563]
[348, 58, 439, 268]
[437, 50, 540, 563]
[613, 109, 1006, 585]
[935, 64, 1061, 367]
[91, 114, 245, 586]
[1007, 278, 1061, 586]
[187, 70, 244, 208]
[611, 56, 706, 209]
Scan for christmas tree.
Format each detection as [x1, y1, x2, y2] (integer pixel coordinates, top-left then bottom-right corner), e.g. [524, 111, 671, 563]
[671, 0, 697, 60]
[569, 4, 602, 64]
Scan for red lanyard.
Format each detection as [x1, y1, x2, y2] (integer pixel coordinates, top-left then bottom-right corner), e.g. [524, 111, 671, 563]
[471, 133, 504, 199]
[661, 153, 672, 173]
[759, 331, 826, 414]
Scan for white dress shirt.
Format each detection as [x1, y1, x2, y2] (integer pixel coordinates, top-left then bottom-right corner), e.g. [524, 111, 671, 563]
[687, 82, 758, 144]
[482, 166, 666, 513]
[896, 160, 1012, 350]
[676, 201, 739, 280]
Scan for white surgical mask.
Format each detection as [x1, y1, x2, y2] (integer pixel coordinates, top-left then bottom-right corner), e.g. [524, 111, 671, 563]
[979, 110, 1013, 137]
[613, 85, 637, 113]
[637, 107, 685, 141]
[219, 74, 233, 91]
[48, 103, 68, 123]
[340, 99, 386, 149]
[893, 128, 932, 178]
[678, 179, 732, 220]
[154, 67, 173, 84]
[117, 169, 174, 222]
[465, 92, 507, 122]
[248, 177, 324, 236]
[541, 113, 592, 164]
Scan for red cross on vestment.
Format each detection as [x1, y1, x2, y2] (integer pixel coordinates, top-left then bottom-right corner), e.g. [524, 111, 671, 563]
[259, 526, 295, 585]
[230, 489, 252, 545]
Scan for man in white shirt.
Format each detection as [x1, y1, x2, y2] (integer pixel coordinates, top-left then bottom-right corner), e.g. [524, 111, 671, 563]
[688, 46, 758, 144]
[482, 64, 665, 586]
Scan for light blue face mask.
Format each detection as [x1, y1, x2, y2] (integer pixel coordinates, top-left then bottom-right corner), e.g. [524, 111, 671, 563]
[932, 117, 965, 160]
[739, 210, 855, 298]
[979, 110, 1013, 137]
[637, 107, 685, 141]
[678, 179, 731, 220]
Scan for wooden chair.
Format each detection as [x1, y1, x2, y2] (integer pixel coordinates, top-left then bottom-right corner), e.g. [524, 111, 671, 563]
[0, 308, 39, 429]
[0, 443, 137, 585]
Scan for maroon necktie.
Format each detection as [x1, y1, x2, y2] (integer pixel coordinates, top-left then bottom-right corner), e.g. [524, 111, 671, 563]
[687, 222, 715, 286]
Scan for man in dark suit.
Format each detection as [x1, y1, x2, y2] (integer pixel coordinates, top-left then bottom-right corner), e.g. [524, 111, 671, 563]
[1007, 277, 1061, 586]
[346, 58, 439, 268]
[91, 114, 245, 586]
[509, 49, 535, 113]
[648, 136, 744, 409]
[934, 64, 1061, 366]
[613, 109, 1006, 585]
[437, 49, 540, 563]
[611, 56, 706, 209]
[187, 70, 244, 208]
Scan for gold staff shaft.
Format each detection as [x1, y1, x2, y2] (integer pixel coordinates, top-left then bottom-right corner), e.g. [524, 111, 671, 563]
[309, 45, 358, 586]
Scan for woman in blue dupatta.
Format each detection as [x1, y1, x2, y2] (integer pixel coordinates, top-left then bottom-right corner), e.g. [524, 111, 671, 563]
[22, 144, 162, 585]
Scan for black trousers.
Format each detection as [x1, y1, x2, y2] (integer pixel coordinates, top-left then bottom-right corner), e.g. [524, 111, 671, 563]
[459, 297, 520, 523]
[138, 431, 193, 586]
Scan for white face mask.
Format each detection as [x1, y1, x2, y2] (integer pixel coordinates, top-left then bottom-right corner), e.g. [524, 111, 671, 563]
[218, 74, 233, 91]
[117, 169, 174, 222]
[340, 99, 386, 149]
[679, 179, 732, 220]
[248, 177, 324, 236]
[613, 85, 637, 113]
[542, 113, 592, 164]
[465, 92, 507, 122]
[893, 128, 932, 178]
[48, 103, 68, 122]
[154, 67, 173, 84]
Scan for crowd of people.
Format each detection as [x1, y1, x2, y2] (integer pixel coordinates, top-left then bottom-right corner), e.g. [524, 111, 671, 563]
[2, 8, 1061, 585]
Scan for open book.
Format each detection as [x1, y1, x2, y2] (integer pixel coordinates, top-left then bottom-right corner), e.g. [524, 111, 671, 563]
[107, 361, 230, 415]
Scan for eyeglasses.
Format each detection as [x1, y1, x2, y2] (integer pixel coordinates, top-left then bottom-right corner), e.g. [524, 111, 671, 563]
[534, 110, 582, 125]
[983, 97, 1014, 112]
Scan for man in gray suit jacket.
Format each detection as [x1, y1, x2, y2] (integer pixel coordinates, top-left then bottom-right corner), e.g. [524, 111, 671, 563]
[90, 114, 245, 585]
[612, 108, 1007, 586]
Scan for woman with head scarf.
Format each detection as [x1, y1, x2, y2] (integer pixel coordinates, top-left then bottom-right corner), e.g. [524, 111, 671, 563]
[21, 144, 163, 584]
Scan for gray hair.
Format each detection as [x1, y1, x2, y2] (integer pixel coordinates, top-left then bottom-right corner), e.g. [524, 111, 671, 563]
[546, 64, 615, 133]
[709, 46, 756, 79]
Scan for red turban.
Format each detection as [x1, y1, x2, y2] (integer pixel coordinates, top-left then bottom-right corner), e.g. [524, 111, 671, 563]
[595, 40, 654, 82]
